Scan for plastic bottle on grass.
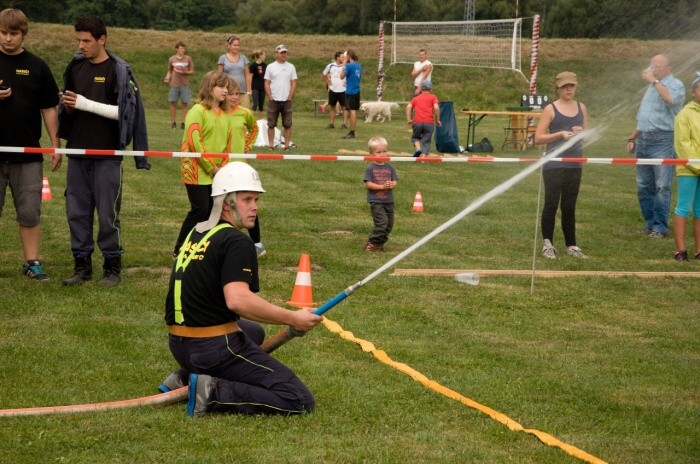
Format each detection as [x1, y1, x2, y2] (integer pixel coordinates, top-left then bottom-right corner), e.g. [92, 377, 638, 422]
[455, 272, 479, 286]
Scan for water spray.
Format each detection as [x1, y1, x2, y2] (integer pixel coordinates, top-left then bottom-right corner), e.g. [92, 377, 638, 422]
[262, 129, 602, 353]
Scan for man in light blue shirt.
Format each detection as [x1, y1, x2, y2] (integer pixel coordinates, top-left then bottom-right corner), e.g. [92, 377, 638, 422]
[626, 54, 685, 237]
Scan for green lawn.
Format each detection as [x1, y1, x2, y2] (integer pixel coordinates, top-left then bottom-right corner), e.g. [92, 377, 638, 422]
[0, 27, 698, 464]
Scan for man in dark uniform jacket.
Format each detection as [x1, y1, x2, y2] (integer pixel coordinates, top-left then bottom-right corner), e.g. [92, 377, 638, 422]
[164, 162, 323, 417]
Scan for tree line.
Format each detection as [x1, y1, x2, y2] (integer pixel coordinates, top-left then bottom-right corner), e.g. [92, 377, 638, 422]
[1, 0, 697, 39]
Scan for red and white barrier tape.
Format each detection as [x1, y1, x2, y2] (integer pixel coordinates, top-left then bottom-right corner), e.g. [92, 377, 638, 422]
[2, 146, 698, 166]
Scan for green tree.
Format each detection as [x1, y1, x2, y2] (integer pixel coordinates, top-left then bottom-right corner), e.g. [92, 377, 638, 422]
[478, 0, 517, 19]
[5, 0, 697, 39]
[0, 0, 67, 23]
[543, 0, 597, 38]
[625, 0, 699, 40]
[432, 0, 465, 21]
[542, 0, 699, 39]
[256, 1, 300, 33]
[152, 0, 233, 30]
[296, 0, 340, 34]
[231, 0, 263, 32]
[62, 0, 150, 28]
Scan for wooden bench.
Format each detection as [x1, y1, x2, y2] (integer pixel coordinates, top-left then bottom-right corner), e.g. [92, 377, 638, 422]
[312, 99, 327, 117]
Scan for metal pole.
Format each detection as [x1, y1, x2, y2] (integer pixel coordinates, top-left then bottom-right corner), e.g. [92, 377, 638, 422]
[530, 168, 544, 294]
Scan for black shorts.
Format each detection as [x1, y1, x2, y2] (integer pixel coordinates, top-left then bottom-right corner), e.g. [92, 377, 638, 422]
[345, 93, 360, 111]
[328, 90, 346, 108]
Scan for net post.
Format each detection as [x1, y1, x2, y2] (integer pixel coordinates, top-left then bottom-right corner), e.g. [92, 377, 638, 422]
[391, 21, 396, 66]
[511, 18, 521, 71]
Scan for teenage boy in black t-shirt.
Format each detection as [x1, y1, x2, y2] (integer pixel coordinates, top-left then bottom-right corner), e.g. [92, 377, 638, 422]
[0, 8, 61, 281]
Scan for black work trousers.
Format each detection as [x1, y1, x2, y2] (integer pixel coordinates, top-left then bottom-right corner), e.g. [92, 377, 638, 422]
[169, 325, 315, 416]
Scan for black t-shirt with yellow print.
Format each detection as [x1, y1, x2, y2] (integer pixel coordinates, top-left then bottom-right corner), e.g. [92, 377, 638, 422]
[165, 222, 259, 327]
[0, 49, 59, 163]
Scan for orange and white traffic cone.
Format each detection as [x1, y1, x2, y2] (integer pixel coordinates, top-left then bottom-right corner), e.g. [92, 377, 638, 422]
[41, 177, 52, 202]
[287, 253, 315, 308]
[411, 191, 424, 213]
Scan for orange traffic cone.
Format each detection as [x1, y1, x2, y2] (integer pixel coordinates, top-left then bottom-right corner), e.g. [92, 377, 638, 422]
[41, 177, 52, 202]
[411, 191, 424, 213]
[287, 253, 314, 308]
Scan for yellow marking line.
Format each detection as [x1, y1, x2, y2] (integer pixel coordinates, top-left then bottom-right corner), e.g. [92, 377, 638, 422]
[322, 318, 608, 464]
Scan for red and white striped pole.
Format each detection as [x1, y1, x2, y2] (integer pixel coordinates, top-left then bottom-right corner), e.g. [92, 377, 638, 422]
[529, 14, 541, 96]
[526, 14, 542, 146]
[377, 20, 386, 101]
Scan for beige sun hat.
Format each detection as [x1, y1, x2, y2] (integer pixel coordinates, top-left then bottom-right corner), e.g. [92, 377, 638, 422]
[555, 71, 578, 88]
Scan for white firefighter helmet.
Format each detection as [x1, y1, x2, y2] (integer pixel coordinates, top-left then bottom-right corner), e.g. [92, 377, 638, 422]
[211, 161, 265, 196]
[196, 162, 265, 232]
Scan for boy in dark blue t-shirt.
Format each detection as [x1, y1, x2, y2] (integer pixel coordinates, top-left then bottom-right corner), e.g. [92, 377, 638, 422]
[363, 136, 398, 251]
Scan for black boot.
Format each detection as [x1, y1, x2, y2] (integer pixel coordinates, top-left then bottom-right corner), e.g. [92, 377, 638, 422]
[63, 256, 92, 286]
[98, 256, 121, 286]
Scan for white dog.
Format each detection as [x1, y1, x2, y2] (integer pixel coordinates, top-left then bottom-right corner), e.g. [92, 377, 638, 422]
[360, 101, 400, 123]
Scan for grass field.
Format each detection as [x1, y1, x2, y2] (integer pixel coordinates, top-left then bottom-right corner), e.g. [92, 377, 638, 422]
[0, 24, 699, 463]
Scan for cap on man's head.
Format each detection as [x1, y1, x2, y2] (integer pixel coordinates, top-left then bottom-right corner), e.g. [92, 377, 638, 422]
[276, 44, 288, 53]
[691, 71, 700, 89]
[555, 71, 578, 88]
[421, 80, 432, 90]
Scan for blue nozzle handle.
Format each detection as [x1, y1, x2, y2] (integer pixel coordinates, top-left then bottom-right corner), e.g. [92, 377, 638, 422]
[313, 282, 361, 316]
[313, 291, 348, 316]
[262, 282, 362, 353]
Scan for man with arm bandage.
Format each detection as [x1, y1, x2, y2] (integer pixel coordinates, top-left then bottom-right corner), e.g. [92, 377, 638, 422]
[62, 92, 119, 120]
[58, 15, 150, 287]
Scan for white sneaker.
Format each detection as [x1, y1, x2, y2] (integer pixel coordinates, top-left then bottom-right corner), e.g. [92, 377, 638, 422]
[255, 242, 266, 258]
[542, 239, 557, 259]
[566, 246, 588, 259]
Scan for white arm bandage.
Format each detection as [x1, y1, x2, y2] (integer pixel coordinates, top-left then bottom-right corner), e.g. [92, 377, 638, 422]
[74, 94, 119, 120]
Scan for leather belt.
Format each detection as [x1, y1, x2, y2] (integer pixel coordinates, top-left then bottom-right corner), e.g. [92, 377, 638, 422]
[168, 322, 239, 338]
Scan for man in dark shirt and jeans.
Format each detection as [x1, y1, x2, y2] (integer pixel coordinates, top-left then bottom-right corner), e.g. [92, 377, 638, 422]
[58, 15, 150, 286]
[0, 8, 61, 281]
